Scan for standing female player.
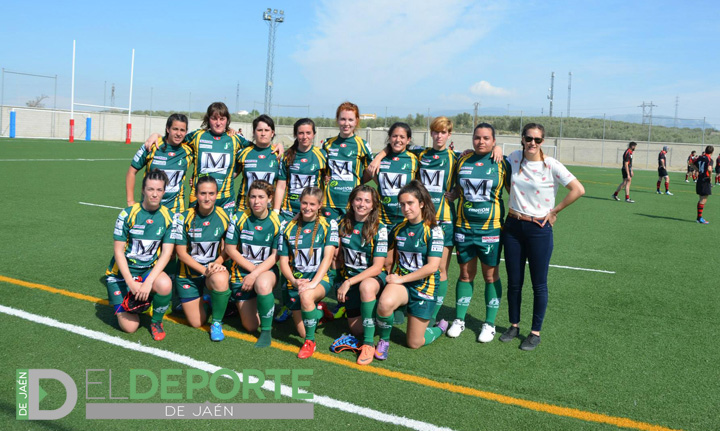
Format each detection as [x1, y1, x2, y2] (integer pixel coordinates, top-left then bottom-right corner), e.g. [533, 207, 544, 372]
[224, 180, 283, 347]
[335, 185, 388, 365]
[447, 123, 510, 342]
[126, 113, 193, 213]
[277, 187, 339, 358]
[172, 175, 232, 341]
[372, 122, 419, 233]
[274, 118, 327, 224]
[105, 169, 174, 341]
[235, 115, 281, 213]
[501, 123, 584, 350]
[374, 180, 447, 360]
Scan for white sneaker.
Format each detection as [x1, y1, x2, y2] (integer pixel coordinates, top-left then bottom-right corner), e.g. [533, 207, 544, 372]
[665, 191, 673, 195]
[477, 323, 496, 343]
[446, 319, 465, 338]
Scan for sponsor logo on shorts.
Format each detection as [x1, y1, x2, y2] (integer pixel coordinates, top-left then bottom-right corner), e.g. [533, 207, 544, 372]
[455, 233, 465, 242]
[481, 235, 500, 243]
[418, 292, 433, 300]
[114, 291, 121, 296]
[183, 284, 190, 289]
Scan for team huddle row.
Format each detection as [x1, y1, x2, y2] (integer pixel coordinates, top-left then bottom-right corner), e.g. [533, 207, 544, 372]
[104, 101, 585, 363]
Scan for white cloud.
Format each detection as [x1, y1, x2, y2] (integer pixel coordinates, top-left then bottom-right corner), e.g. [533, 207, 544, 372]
[469, 80, 511, 97]
[293, 0, 504, 105]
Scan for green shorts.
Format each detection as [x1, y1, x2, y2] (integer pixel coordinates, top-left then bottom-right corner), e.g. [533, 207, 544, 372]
[175, 276, 207, 301]
[454, 226, 502, 266]
[282, 278, 332, 311]
[322, 207, 346, 222]
[439, 221, 454, 248]
[340, 272, 387, 313]
[105, 267, 152, 306]
[229, 267, 279, 302]
[406, 286, 439, 320]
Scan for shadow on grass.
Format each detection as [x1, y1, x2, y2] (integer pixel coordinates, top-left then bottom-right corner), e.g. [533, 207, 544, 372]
[635, 213, 696, 223]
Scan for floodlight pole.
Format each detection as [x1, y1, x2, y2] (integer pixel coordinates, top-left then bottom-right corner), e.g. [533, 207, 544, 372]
[70, 40, 76, 142]
[263, 8, 285, 116]
[126, 48, 135, 144]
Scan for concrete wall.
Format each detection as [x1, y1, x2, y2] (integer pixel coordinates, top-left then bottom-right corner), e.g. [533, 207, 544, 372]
[1, 106, 705, 171]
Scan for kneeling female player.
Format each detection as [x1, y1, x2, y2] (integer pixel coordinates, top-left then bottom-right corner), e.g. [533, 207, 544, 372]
[224, 180, 283, 347]
[277, 187, 339, 358]
[334, 185, 389, 365]
[173, 175, 232, 341]
[374, 180, 447, 360]
[105, 169, 174, 341]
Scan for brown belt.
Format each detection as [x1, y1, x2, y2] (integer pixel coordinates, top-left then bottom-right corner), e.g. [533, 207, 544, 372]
[507, 210, 543, 225]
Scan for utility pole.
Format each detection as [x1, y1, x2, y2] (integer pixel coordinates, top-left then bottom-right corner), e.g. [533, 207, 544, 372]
[263, 8, 285, 116]
[473, 101, 480, 127]
[673, 96, 679, 128]
[567, 71, 572, 117]
[638, 101, 657, 125]
[548, 72, 555, 118]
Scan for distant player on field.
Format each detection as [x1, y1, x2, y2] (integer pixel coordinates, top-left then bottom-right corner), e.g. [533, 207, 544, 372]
[686, 151, 697, 182]
[612, 141, 636, 203]
[714, 154, 720, 186]
[656, 146, 672, 195]
[694, 146, 713, 224]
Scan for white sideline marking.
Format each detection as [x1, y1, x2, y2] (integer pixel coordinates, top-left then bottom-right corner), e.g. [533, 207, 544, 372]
[0, 304, 452, 431]
[0, 158, 127, 162]
[451, 253, 615, 274]
[79, 202, 123, 210]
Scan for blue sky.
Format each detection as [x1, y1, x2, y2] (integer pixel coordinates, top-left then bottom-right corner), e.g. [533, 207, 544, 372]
[1, 0, 718, 126]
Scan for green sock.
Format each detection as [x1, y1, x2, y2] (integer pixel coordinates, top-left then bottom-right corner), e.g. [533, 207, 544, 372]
[393, 307, 406, 325]
[360, 300, 377, 345]
[423, 326, 443, 346]
[255, 330, 272, 348]
[484, 279, 502, 325]
[301, 307, 322, 341]
[257, 293, 275, 331]
[151, 293, 171, 323]
[455, 280, 474, 320]
[377, 313, 394, 341]
[431, 279, 448, 320]
[210, 289, 231, 324]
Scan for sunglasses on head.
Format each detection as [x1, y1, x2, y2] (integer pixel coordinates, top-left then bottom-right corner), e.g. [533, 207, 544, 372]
[523, 136, 544, 144]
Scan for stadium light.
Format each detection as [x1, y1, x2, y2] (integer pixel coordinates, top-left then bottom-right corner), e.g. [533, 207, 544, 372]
[262, 8, 285, 116]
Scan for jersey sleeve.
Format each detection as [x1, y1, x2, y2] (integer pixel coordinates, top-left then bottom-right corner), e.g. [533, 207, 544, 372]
[374, 225, 389, 258]
[113, 208, 131, 241]
[326, 219, 339, 248]
[130, 145, 149, 170]
[428, 226, 444, 258]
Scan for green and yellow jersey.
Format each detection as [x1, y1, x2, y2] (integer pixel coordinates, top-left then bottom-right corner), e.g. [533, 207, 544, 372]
[106, 203, 174, 276]
[415, 147, 458, 223]
[277, 217, 339, 288]
[389, 220, 444, 297]
[184, 129, 252, 208]
[234, 144, 280, 212]
[225, 210, 282, 282]
[171, 206, 231, 279]
[377, 149, 419, 226]
[322, 135, 374, 211]
[338, 219, 389, 279]
[455, 152, 510, 230]
[131, 139, 194, 213]
[278, 147, 327, 217]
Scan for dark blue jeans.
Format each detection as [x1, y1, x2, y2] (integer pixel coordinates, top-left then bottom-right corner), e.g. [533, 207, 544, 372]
[503, 217, 554, 332]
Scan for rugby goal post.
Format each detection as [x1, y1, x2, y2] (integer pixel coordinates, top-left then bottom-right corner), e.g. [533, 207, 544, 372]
[70, 41, 135, 143]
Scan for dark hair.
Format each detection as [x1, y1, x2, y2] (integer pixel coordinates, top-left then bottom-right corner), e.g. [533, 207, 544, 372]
[248, 179, 274, 200]
[201, 102, 231, 133]
[398, 180, 436, 228]
[519, 123, 547, 172]
[628, 141, 637, 148]
[162, 113, 189, 151]
[340, 185, 380, 246]
[691, 151, 696, 155]
[474, 122, 496, 139]
[285, 118, 316, 169]
[706, 145, 714, 155]
[385, 122, 412, 154]
[142, 168, 168, 190]
[253, 114, 275, 134]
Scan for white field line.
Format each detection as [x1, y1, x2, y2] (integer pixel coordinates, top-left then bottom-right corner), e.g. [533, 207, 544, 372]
[79, 202, 123, 210]
[450, 253, 615, 274]
[0, 158, 127, 161]
[0, 304, 452, 431]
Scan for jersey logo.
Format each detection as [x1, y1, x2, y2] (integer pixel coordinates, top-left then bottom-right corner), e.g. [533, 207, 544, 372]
[329, 160, 354, 182]
[294, 248, 322, 273]
[161, 169, 184, 193]
[242, 243, 271, 264]
[127, 239, 160, 261]
[255, 226, 263, 231]
[301, 158, 308, 163]
[200, 152, 230, 174]
[343, 248, 368, 270]
[289, 174, 314, 194]
[189, 241, 220, 264]
[203, 221, 210, 226]
[420, 169, 444, 193]
[146, 219, 154, 224]
[398, 251, 422, 272]
[461, 178, 493, 202]
[379, 172, 407, 196]
[247, 172, 276, 191]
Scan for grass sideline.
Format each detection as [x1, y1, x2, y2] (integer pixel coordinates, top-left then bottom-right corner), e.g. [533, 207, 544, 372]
[1, 138, 718, 430]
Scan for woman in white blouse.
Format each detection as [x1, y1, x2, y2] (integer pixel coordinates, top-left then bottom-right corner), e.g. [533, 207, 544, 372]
[499, 123, 584, 351]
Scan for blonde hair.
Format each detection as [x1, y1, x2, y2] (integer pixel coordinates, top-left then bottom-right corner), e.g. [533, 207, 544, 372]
[430, 116, 453, 133]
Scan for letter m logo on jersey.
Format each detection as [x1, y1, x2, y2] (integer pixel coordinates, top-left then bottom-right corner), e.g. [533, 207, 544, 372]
[329, 160, 353, 181]
[189, 241, 220, 264]
[295, 248, 321, 273]
[290, 174, 314, 194]
[343, 248, 368, 270]
[379, 172, 407, 196]
[247, 172, 276, 190]
[398, 251, 422, 272]
[163, 170, 184, 193]
[420, 169, 444, 193]
[462, 178, 493, 202]
[242, 244, 271, 264]
[127, 239, 161, 261]
[200, 152, 230, 174]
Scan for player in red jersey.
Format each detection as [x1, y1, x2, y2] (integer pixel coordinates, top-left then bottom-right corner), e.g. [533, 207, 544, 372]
[694, 146, 713, 224]
[612, 142, 636, 203]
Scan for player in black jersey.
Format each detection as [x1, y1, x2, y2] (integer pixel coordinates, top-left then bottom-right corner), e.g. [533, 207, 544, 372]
[613, 142, 636, 202]
[695, 146, 714, 224]
[656, 146, 672, 195]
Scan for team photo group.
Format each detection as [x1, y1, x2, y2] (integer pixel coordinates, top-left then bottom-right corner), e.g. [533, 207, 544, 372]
[104, 100, 585, 363]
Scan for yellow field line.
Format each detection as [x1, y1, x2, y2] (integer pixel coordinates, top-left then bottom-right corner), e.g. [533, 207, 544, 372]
[0, 274, 680, 431]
